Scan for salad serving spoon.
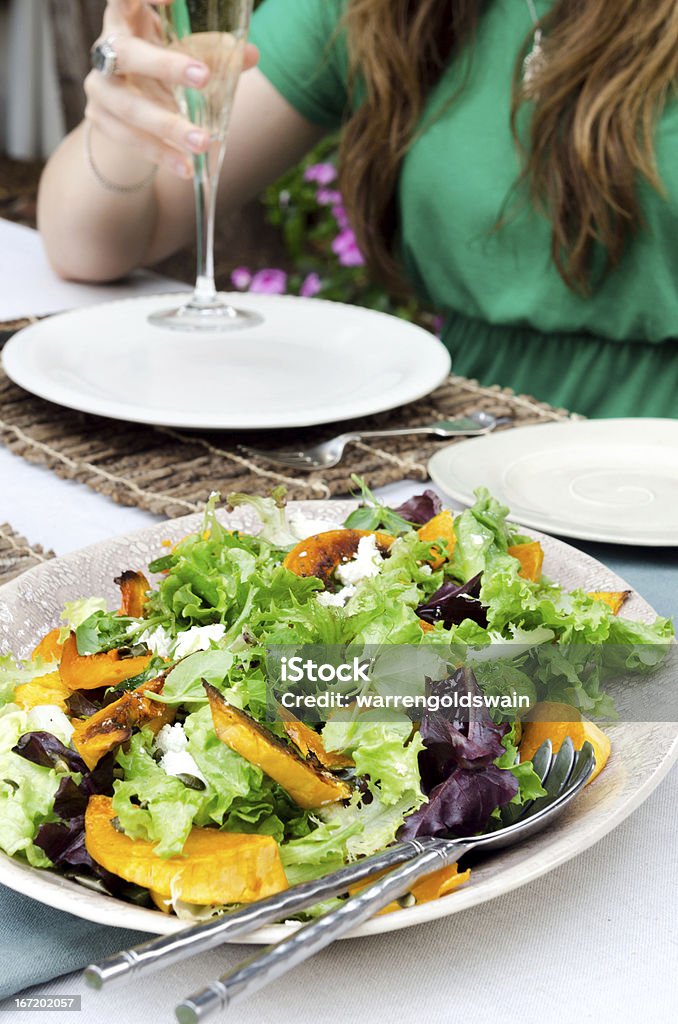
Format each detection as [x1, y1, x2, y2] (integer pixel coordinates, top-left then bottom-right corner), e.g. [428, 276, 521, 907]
[239, 411, 510, 471]
[85, 739, 594, 1011]
[174, 738, 594, 1022]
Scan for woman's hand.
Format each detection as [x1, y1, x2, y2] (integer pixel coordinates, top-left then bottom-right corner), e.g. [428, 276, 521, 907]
[84, 0, 258, 179]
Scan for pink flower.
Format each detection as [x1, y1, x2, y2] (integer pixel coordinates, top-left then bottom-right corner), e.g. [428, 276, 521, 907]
[304, 162, 337, 185]
[316, 188, 343, 206]
[331, 204, 349, 229]
[300, 272, 322, 298]
[249, 268, 288, 294]
[331, 228, 365, 266]
[338, 244, 365, 267]
[230, 266, 252, 290]
[332, 228, 358, 255]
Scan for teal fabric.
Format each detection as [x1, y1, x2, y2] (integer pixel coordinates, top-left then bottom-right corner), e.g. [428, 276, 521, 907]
[0, 886, 146, 999]
[250, 0, 678, 417]
[1, 539, 676, 999]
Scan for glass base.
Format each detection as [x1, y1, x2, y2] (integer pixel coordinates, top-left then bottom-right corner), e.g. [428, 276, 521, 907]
[148, 296, 263, 332]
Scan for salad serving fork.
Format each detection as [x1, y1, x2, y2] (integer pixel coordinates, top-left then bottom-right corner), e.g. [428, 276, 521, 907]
[85, 738, 595, 1020]
[239, 411, 509, 471]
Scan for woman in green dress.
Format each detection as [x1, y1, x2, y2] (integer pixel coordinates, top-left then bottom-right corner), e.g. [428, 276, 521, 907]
[38, 0, 678, 417]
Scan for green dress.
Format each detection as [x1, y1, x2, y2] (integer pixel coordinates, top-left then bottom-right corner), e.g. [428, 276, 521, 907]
[250, 0, 678, 417]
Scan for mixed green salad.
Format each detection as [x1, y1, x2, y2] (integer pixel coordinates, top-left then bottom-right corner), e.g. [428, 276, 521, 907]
[0, 483, 672, 917]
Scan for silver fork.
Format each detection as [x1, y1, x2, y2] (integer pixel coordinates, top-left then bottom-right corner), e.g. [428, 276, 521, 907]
[175, 739, 593, 1022]
[239, 411, 508, 471]
[82, 740, 593, 1001]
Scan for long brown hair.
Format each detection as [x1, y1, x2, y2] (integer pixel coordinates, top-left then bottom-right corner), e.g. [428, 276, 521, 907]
[339, 0, 678, 295]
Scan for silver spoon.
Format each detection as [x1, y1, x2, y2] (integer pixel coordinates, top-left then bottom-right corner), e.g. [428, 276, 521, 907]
[174, 738, 594, 1022]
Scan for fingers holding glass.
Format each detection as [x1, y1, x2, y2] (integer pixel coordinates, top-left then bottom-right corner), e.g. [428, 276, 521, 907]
[85, 75, 209, 175]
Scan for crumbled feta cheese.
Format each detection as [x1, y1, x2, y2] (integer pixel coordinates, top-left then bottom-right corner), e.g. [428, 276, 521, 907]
[336, 535, 384, 587]
[419, 564, 433, 576]
[154, 723, 207, 784]
[316, 584, 357, 608]
[288, 513, 343, 542]
[160, 750, 207, 785]
[26, 705, 74, 743]
[138, 625, 174, 659]
[173, 624, 226, 659]
[155, 722, 189, 756]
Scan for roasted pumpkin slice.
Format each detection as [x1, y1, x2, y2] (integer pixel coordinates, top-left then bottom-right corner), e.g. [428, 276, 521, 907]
[588, 590, 631, 615]
[417, 510, 456, 569]
[507, 540, 544, 582]
[116, 570, 150, 618]
[85, 795, 288, 905]
[206, 684, 351, 808]
[14, 671, 71, 712]
[519, 701, 610, 783]
[31, 628, 64, 664]
[282, 530, 395, 586]
[349, 862, 470, 914]
[59, 633, 152, 691]
[72, 675, 174, 770]
[279, 710, 354, 770]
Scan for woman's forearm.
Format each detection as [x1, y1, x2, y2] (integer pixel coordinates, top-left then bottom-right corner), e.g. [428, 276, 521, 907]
[38, 123, 176, 282]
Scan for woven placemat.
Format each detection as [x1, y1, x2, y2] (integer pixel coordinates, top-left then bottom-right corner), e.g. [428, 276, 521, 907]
[0, 356, 577, 516]
[0, 524, 54, 586]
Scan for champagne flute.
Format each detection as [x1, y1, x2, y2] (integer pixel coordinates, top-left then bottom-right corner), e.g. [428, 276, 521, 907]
[149, 0, 261, 330]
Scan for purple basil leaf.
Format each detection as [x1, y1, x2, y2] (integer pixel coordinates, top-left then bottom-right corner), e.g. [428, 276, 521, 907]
[401, 667, 516, 838]
[416, 573, 487, 629]
[391, 489, 442, 526]
[12, 732, 87, 774]
[64, 691, 101, 718]
[52, 754, 116, 822]
[80, 753, 117, 797]
[52, 777, 89, 820]
[35, 817, 92, 869]
[36, 807, 151, 904]
[420, 668, 510, 782]
[399, 765, 518, 839]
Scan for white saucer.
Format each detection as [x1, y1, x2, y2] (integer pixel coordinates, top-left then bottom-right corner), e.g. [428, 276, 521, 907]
[429, 419, 678, 546]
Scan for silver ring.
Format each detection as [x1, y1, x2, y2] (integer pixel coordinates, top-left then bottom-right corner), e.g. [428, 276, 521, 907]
[90, 35, 120, 77]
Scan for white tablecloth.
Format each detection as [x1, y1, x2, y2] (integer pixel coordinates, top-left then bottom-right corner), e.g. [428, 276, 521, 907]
[2, 452, 677, 1024]
[0, 220, 188, 321]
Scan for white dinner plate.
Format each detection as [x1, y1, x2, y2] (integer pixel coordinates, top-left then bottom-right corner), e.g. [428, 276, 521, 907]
[1, 293, 451, 430]
[429, 419, 678, 546]
[1, 500, 676, 942]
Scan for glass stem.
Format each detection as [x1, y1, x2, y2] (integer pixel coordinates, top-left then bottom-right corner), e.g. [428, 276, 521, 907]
[191, 144, 224, 308]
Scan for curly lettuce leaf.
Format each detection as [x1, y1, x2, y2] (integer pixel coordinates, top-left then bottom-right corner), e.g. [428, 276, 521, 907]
[58, 597, 108, 643]
[226, 487, 298, 548]
[322, 713, 425, 808]
[279, 714, 426, 884]
[0, 707, 62, 866]
[450, 488, 518, 582]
